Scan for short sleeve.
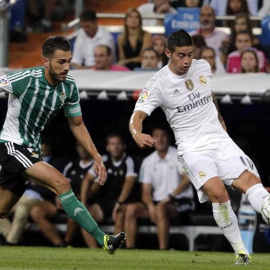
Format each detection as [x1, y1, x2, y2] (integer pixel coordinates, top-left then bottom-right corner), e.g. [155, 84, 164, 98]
[139, 159, 152, 184]
[134, 79, 162, 116]
[0, 75, 13, 94]
[125, 156, 138, 177]
[63, 84, 82, 117]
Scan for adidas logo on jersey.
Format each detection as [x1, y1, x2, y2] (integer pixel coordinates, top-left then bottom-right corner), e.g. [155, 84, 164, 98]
[74, 207, 84, 216]
[173, 89, 181, 95]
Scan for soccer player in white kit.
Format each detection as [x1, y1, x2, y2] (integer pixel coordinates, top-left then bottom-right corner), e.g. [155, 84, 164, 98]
[129, 30, 270, 264]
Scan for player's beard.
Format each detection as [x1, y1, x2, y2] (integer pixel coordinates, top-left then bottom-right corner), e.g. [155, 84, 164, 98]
[48, 64, 67, 83]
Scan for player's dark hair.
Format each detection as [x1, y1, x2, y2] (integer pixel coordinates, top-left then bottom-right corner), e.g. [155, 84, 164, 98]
[80, 10, 97, 22]
[166, 30, 193, 52]
[106, 133, 125, 145]
[42, 36, 71, 58]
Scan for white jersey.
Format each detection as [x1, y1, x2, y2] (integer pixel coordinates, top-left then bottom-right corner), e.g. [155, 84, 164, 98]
[134, 59, 230, 155]
[139, 146, 193, 201]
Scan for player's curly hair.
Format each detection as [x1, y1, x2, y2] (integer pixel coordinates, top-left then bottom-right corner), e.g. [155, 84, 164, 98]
[166, 30, 193, 52]
[42, 36, 71, 58]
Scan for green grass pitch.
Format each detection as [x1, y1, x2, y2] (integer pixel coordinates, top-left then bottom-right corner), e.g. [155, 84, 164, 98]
[0, 247, 269, 270]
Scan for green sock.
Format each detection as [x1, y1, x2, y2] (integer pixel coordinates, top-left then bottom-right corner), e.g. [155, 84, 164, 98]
[59, 190, 105, 246]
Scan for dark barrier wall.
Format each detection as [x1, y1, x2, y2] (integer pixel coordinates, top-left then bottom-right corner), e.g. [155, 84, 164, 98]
[1, 98, 270, 186]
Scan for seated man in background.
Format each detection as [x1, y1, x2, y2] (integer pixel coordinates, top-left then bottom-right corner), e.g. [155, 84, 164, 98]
[125, 127, 194, 250]
[0, 139, 63, 246]
[134, 48, 160, 71]
[190, 5, 228, 57]
[91, 45, 130, 71]
[71, 10, 115, 69]
[138, 0, 177, 26]
[81, 133, 140, 235]
[30, 142, 99, 248]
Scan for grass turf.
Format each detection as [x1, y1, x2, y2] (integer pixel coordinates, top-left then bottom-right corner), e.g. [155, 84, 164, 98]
[0, 247, 269, 270]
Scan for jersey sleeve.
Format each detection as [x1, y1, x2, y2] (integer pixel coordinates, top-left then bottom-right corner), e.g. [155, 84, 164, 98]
[139, 159, 152, 184]
[63, 83, 82, 117]
[125, 156, 138, 177]
[0, 71, 31, 96]
[134, 79, 162, 116]
[0, 75, 12, 94]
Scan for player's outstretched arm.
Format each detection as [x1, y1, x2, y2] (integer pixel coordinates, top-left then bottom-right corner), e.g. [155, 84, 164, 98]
[129, 111, 155, 148]
[212, 92, 227, 131]
[68, 116, 107, 184]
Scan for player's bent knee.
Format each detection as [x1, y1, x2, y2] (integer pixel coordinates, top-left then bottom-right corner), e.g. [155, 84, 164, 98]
[53, 177, 71, 195]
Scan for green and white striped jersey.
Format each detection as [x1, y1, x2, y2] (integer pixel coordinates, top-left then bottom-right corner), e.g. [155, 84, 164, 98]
[0, 67, 82, 153]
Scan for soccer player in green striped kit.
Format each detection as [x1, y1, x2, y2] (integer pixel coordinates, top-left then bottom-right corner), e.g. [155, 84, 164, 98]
[0, 36, 125, 253]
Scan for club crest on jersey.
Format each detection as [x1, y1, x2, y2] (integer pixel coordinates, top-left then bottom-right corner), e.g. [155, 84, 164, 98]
[199, 76, 207, 86]
[185, 79, 194, 91]
[138, 89, 149, 103]
[59, 92, 66, 102]
[199, 171, 206, 178]
[0, 76, 10, 86]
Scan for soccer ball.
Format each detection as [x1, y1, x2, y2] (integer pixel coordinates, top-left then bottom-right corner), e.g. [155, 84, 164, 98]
[261, 196, 270, 225]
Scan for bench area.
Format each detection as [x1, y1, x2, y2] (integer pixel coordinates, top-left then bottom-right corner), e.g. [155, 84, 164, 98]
[26, 213, 223, 251]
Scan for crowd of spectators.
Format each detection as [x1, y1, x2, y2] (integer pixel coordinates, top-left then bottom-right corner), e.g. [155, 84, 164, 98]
[68, 0, 269, 75]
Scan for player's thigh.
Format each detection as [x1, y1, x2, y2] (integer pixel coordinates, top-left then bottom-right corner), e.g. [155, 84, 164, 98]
[179, 150, 219, 203]
[23, 161, 70, 195]
[0, 186, 21, 217]
[217, 140, 260, 187]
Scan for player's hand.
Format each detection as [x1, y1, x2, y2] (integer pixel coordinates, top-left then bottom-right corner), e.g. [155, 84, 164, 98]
[133, 132, 156, 149]
[94, 159, 107, 185]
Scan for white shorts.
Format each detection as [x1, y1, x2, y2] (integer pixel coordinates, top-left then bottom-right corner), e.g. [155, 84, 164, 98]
[178, 139, 260, 203]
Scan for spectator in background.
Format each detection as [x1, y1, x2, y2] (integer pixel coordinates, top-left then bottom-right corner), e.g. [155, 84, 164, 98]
[152, 35, 168, 68]
[138, 0, 177, 26]
[219, 13, 260, 64]
[201, 46, 226, 74]
[209, 0, 258, 16]
[134, 48, 160, 71]
[91, 45, 130, 71]
[192, 34, 207, 59]
[71, 10, 115, 69]
[226, 0, 250, 16]
[226, 31, 267, 73]
[125, 128, 194, 250]
[258, 0, 270, 17]
[81, 133, 140, 235]
[240, 49, 259, 73]
[30, 142, 99, 248]
[171, 0, 203, 8]
[117, 8, 152, 70]
[190, 6, 228, 57]
[225, 0, 251, 27]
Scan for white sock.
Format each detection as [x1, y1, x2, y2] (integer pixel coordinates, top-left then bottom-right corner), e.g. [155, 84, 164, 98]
[246, 183, 269, 213]
[212, 200, 248, 255]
